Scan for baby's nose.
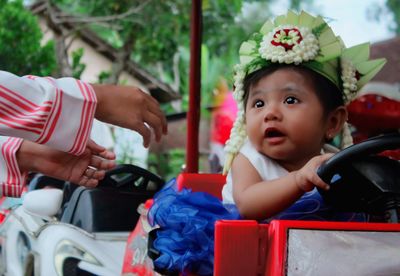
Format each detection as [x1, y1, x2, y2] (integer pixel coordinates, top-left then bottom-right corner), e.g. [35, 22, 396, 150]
[264, 105, 281, 121]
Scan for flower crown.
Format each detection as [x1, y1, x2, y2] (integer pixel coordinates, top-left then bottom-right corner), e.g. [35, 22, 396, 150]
[223, 10, 386, 174]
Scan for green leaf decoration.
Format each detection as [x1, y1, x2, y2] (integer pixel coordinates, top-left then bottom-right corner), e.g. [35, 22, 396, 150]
[312, 23, 328, 37]
[274, 15, 286, 26]
[318, 29, 338, 47]
[260, 20, 274, 35]
[342, 43, 370, 63]
[357, 58, 387, 87]
[286, 10, 299, 25]
[298, 11, 315, 27]
[316, 42, 343, 62]
[240, 55, 255, 65]
[306, 60, 340, 88]
[252, 33, 264, 44]
[356, 59, 386, 74]
[311, 16, 326, 30]
[245, 58, 270, 75]
[239, 41, 257, 55]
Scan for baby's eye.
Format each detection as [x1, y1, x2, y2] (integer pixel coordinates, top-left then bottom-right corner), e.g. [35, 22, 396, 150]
[284, 96, 299, 104]
[254, 99, 264, 108]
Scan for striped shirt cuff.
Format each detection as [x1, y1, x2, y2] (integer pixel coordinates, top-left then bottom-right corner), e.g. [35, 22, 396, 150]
[67, 81, 97, 155]
[0, 137, 27, 197]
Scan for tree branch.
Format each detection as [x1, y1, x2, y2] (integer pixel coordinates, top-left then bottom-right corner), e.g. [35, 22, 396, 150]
[50, 0, 151, 25]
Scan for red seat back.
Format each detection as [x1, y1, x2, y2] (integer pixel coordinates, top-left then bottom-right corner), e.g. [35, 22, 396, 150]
[176, 173, 226, 200]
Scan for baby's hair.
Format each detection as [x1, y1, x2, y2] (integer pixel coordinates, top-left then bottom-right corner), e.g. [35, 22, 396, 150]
[242, 65, 344, 118]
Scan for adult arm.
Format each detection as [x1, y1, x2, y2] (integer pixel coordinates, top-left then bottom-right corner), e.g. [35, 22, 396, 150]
[0, 71, 97, 155]
[0, 71, 167, 197]
[0, 71, 168, 150]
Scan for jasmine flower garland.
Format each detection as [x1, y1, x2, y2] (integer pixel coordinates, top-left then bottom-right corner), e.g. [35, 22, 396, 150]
[341, 58, 359, 103]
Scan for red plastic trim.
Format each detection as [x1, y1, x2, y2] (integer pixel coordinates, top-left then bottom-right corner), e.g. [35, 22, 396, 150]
[265, 220, 400, 276]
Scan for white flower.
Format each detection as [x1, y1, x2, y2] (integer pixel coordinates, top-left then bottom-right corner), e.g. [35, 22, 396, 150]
[341, 58, 358, 103]
[259, 25, 319, 65]
[225, 66, 247, 154]
[233, 64, 246, 102]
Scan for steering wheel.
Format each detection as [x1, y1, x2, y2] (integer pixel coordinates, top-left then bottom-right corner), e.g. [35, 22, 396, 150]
[317, 132, 400, 214]
[99, 164, 165, 193]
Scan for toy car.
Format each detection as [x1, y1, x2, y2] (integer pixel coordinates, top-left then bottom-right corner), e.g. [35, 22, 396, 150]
[122, 133, 400, 276]
[0, 164, 164, 276]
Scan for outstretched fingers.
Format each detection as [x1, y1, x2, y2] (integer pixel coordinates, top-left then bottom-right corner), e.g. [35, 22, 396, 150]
[84, 166, 106, 179]
[78, 176, 99, 188]
[77, 164, 107, 188]
[90, 154, 116, 171]
[146, 96, 168, 135]
[92, 84, 168, 146]
[131, 122, 151, 148]
[76, 145, 116, 188]
[86, 139, 116, 160]
[144, 110, 166, 142]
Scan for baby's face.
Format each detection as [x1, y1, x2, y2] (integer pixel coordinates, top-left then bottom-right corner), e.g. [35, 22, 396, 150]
[245, 67, 330, 170]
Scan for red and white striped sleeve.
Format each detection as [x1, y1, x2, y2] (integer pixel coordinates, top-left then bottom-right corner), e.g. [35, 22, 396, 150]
[0, 71, 97, 154]
[0, 71, 97, 197]
[0, 136, 26, 197]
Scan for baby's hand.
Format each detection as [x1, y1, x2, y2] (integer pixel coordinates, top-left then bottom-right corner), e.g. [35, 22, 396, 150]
[294, 154, 333, 192]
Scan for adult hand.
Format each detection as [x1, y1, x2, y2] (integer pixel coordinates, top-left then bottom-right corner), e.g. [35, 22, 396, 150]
[17, 139, 116, 188]
[92, 84, 168, 147]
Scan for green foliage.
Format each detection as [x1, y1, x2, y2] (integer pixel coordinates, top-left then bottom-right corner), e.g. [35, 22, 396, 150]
[170, 44, 236, 112]
[368, 0, 399, 34]
[128, 1, 192, 64]
[116, 145, 138, 165]
[148, 148, 186, 180]
[52, 0, 135, 16]
[90, 24, 123, 48]
[97, 70, 111, 84]
[50, 0, 243, 96]
[385, 0, 400, 34]
[71, 48, 86, 78]
[0, 0, 56, 76]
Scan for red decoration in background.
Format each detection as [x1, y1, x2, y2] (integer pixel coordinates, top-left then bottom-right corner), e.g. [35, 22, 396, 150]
[348, 94, 400, 133]
[348, 93, 400, 160]
[210, 92, 238, 145]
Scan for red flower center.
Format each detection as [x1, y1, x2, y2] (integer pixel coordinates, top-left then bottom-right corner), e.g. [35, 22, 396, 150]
[271, 28, 303, 50]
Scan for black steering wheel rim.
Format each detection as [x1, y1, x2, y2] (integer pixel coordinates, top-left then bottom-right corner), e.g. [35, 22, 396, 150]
[317, 132, 400, 184]
[100, 164, 165, 192]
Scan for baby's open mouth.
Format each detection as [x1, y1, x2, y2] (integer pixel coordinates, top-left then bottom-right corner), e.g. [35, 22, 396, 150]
[264, 128, 284, 138]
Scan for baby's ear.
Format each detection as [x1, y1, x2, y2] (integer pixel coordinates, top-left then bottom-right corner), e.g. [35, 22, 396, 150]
[325, 106, 347, 139]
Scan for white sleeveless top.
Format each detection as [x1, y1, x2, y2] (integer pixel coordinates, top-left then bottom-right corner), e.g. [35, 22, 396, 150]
[222, 139, 288, 204]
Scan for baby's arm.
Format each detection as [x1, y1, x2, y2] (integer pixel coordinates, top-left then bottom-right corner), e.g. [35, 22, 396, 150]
[232, 153, 332, 220]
